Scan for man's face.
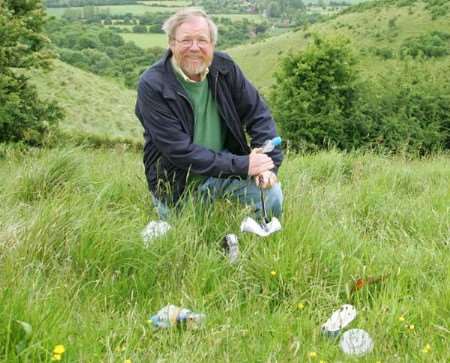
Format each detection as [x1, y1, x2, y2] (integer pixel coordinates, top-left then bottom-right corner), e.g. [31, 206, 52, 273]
[169, 16, 214, 81]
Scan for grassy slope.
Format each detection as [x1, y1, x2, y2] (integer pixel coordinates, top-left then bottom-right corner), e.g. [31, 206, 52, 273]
[28, 60, 143, 141]
[229, 1, 450, 92]
[0, 146, 448, 361]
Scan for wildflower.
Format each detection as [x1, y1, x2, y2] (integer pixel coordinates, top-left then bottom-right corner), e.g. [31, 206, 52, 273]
[125, 360, 132, 363]
[421, 343, 431, 353]
[409, 324, 415, 331]
[271, 270, 277, 276]
[308, 351, 317, 358]
[53, 345, 65, 355]
[51, 354, 62, 361]
[297, 303, 305, 310]
[319, 360, 327, 363]
[398, 316, 405, 322]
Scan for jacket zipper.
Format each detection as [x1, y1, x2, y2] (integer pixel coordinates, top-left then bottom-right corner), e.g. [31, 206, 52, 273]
[177, 91, 195, 139]
[214, 72, 248, 153]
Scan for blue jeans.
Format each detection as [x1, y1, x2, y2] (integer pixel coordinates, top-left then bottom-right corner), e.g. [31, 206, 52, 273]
[152, 176, 283, 221]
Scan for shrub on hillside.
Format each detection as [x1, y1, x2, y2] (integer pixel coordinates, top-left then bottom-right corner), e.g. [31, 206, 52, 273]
[400, 31, 450, 59]
[270, 36, 364, 151]
[360, 63, 450, 152]
[270, 36, 450, 153]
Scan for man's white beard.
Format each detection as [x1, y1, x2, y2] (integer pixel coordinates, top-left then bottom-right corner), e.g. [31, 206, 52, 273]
[182, 60, 208, 77]
[176, 53, 211, 78]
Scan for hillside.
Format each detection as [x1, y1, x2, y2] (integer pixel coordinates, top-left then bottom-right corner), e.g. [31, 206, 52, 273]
[229, 1, 450, 92]
[28, 60, 143, 141]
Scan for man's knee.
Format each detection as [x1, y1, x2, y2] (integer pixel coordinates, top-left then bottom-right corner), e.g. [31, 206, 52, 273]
[265, 183, 283, 218]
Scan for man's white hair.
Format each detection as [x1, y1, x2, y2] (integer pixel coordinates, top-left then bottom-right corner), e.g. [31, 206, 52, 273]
[162, 7, 218, 45]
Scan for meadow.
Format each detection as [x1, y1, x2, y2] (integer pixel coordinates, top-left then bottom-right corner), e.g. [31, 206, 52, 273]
[0, 145, 448, 362]
[119, 32, 168, 48]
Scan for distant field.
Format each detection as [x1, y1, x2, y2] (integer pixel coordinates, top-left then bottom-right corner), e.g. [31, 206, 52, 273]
[46, 6, 265, 21]
[120, 32, 168, 48]
[211, 13, 265, 22]
[46, 5, 178, 17]
[137, 0, 191, 5]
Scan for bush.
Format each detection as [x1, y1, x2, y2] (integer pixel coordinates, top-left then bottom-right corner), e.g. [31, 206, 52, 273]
[270, 36, 362, 151]
[400, 31, 450, 59]
[270, 36, 450, 153]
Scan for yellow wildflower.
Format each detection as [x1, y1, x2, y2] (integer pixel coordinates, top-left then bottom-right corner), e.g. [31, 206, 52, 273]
[409, 324, 415, 331]
[398, 316, 405, 322]
[271, 271, 277, 276]
[308, 351, 317, 358]
[124, 360, 132, 363]
[51, 354, 62, 361]
[298, 303, 305, 310]
[421, 344, 431, 353]
[53, 345, 65, 355]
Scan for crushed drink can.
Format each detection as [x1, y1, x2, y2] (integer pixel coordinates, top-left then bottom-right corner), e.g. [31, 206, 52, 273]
[150, 305, 206, 330]
[339, 328, 374, 356]
[223, 234, 239, 264]
[321, 304, 357, 337]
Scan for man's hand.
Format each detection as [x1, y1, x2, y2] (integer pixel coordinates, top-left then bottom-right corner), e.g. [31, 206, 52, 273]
[255, 170, 278, 189]
[248, 148, 274, 176]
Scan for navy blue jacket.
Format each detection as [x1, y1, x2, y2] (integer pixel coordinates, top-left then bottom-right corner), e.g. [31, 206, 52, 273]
[135, 50, 283, 204]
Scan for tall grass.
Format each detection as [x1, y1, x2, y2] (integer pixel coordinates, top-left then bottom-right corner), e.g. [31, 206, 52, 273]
[0, 146, 449, 362]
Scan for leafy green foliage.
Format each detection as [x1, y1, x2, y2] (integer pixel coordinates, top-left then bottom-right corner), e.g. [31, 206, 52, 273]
[45, 18, 165, 88]
[270, 36, 361, 151]
[0, 0, 63, 144]
[400, 31, 450, 59]
[270, 36, 450, 153]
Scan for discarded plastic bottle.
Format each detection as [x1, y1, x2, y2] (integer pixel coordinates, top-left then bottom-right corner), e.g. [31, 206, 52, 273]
[150, 304, 206, 330]
[260, 136, 282, 153]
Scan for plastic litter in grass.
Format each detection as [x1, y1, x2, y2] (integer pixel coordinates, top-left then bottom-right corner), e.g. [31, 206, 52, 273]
[222, 234, 240, 264]
[339, 329, 373, 356]
[321, 304, 357, 337]
[240, 216, 281, 237]
[141, 220, 171, 245]
[150, 305, 206, 330]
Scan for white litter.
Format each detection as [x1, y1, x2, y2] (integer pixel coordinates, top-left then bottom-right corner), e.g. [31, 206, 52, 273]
[321, 304, 357, 336]
[240, 216, 281, 237]
[339, 328, 374, 356]
[141, 220, 171, 245]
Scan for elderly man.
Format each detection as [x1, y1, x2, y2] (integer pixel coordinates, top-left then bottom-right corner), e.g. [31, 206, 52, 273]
[135, 8, 283, 221]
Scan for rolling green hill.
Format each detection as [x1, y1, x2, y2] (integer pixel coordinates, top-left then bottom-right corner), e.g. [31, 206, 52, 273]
[28, 60, 143, 141]
[29, 0, 448, 141]
[229, 1, 450, 92]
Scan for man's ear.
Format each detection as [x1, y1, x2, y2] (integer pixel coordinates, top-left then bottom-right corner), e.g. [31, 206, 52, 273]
[168, 39, 175, 52]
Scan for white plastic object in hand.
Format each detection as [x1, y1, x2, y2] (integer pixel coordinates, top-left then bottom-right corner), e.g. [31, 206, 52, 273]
[321, 304, 357, 336]
[339, 329, 374, 356]
[261, 136, 282, 153]
[141, 220, 171, 245]
[240, 216, 281, 237]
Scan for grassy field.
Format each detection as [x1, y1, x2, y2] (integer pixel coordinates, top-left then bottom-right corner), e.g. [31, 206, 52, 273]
[120, 32, 168, 48]
[229, 1, 450, 92]
[27, 60, 142, 142]
[0, 145, 448, 362]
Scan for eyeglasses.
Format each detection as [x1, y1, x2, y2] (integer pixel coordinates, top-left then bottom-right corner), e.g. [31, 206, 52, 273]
[174, 38, 211, 48]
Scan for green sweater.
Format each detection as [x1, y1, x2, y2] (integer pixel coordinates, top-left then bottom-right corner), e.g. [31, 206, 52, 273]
[175, 70, 226, 183]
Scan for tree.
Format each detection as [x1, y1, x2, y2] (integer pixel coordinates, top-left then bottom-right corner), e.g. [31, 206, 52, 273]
[0, 0, 63, 144]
